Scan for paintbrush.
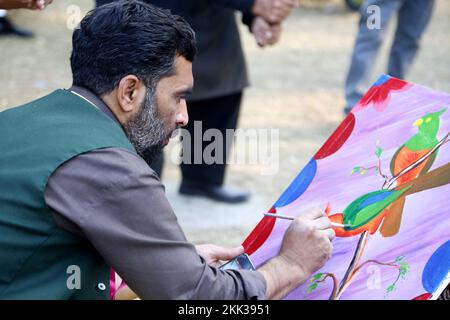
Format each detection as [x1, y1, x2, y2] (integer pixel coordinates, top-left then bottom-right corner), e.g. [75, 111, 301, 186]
[263, 212, 352, 228]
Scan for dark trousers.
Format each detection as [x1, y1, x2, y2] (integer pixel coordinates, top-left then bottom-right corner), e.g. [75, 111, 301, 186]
[179, 93, 242, 187]
[149, 93, 242, 185]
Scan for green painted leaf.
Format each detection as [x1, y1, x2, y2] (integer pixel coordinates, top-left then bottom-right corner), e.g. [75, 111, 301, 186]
[313, 273, 323, 280]
[351, 166, 361, 174]
[399, 262, 409, 278]
[375, 146, 383, 158]
[307, 282, 318, 294]
[360, 169, 368, 175]
[387, 284, 396, 293]
[395, 256, 404, 262]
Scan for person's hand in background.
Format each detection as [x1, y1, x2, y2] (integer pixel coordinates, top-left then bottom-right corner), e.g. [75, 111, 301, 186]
[252, 0, 298, 25]
[0, 0, 53, 10]
[252, 16, 282, 47]
[32, 0, 53, 10]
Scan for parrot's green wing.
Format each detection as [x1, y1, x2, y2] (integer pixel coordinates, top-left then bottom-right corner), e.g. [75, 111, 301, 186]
[343, 187, 411, 230]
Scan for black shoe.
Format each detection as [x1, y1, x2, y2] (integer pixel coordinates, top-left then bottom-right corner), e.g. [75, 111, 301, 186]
[0, 17, 34, 38]
[179, 182, 250, 204]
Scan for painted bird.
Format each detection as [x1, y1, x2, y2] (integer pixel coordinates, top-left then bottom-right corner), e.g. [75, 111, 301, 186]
[379, 108, 447, 237]
[327, 187, 411, 237]
[390, 108, 447, 186]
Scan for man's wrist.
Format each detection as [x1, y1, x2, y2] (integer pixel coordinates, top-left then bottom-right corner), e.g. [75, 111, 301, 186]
[257, 255, 309, 299]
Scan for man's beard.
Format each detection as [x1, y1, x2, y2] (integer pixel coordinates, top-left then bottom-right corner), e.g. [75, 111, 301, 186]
[124, 89, 170, 165]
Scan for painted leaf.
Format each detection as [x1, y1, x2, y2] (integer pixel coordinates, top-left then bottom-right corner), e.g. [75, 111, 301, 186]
[351, 166, 361, 174]
[375, 146, 383, 158]
[312, 273, 323, 280]
[307, 283, 318, 294]
[387, 284, 396, 293]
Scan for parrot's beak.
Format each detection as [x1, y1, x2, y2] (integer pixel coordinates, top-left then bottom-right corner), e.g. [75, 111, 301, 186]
[413, 118, 423, 127]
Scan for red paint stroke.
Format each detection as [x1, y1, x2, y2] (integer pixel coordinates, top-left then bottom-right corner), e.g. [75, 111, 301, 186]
[412, 293, 432, 300]
[242, 207, 277, 256]
[314, 113, 355, 160]
[353, 77, 411, 113]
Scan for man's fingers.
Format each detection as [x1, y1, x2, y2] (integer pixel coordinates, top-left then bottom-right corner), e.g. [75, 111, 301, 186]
[302, 207, 327, 220]
[319, 228, 336, 241]
[311, 216, 332, 230]
[214, 245, 245, 261]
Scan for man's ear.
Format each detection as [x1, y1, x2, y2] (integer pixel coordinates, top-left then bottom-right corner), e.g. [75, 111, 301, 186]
[116, 75, 146, 114]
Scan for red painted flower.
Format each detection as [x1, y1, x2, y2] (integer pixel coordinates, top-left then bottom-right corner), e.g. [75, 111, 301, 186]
[353, 76, 410, 113]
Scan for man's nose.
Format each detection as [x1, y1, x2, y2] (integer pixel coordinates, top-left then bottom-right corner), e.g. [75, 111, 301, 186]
[176, 101, 189, 127]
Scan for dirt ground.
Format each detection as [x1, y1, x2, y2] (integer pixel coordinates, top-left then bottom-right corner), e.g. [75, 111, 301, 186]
[1, 0, 449, 247]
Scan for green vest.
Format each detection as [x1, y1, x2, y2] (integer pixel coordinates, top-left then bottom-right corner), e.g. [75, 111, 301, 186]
[0, 90, 136, 299]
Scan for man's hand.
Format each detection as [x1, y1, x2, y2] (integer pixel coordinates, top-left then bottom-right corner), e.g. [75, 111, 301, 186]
[252, 0, 298, 25]
[195, 244, 244, 268]
[258, 208, 334, 299]
[279, 208, 334, 276]
[252, 16, 282, 47]
[0, 0, 53, 10]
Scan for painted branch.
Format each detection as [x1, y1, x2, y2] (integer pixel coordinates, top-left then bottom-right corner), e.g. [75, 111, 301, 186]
[353, 259, 399, 275]
[317, 273, 339, 300]
[383, 132, 449, 189]
[395, 162, 450, 196]
[377, 157, 390, 182]
[337, 231, 369, 299]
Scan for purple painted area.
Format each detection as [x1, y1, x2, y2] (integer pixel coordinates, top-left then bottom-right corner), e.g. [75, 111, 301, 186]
[249, 82, 450, 300]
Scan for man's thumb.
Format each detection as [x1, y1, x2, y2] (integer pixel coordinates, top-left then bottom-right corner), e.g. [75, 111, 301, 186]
[219, 245, 245, 261]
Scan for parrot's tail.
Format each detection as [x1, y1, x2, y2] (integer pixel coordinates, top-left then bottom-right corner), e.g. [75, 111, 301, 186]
[379, 196, 406, 237]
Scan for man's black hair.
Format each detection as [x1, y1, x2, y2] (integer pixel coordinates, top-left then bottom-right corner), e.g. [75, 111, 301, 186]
[70, 0, 197, 96]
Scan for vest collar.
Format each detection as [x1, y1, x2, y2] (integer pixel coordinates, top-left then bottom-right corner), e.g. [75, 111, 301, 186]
[67, 86, 122, 128]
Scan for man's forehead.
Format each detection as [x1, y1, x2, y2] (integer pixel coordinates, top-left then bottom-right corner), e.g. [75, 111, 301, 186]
[169, 56, 194, 86]
[155, 57, 193, 93]
[174, 55, 193, 75]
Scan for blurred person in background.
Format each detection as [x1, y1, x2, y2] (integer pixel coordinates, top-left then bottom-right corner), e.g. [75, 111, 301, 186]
[344, 0, 435, 115]
[96, 0, 297, 204]
[0, 0, 53, 37]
